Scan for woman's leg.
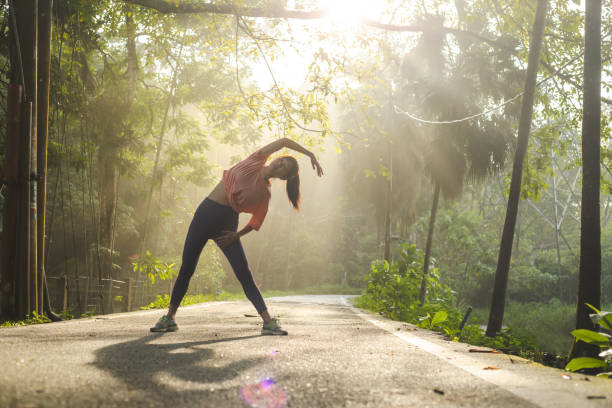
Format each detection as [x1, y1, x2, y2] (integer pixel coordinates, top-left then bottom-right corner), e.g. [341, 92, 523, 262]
[219, 239, 270, 322]
[167, 201, 215, 319]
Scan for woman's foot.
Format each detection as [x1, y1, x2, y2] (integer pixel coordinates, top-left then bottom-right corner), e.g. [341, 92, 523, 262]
[261, 318, 288, 335]
[150, 315, 178, 332]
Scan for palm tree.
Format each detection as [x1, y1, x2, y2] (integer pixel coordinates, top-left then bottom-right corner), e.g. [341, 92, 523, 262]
[397, 15, 512, 305]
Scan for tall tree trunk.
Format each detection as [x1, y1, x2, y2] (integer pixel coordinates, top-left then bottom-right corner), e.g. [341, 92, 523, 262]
[18, 101, 32, 318]
[98, 143, 117, 312]
[8, 0, 39, 318]
[125, 5, 137, 111]
[97, 6, 139, 313]
[27, 0, 39, 315]
[383, 158, 392, 263]
[383, 94, 394, 263]
[37, 0, 57, 319]
[550, 149, 563, 298]
[486, 0, 548, 337]
[140, 41, 183, 254]
[419, 182, 440, 305]
[569, 0, 602, 360]
[1, 85, 23, 320]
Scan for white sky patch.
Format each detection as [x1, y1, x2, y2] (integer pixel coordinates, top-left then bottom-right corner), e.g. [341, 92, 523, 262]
[323, 0, 385, 28]
[248, 0, 387, 90]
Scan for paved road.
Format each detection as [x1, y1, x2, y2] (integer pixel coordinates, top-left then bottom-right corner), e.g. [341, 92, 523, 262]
[1, 295, 612, 407]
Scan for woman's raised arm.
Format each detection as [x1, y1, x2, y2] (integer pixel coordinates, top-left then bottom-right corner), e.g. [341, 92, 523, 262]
[258, 137, 323, 176]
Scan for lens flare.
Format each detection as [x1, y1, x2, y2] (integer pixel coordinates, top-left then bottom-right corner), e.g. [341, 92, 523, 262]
[240, 377, 289, 408]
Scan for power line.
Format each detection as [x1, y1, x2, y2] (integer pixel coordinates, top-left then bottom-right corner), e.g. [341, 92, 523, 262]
[394, 92, 523, 124]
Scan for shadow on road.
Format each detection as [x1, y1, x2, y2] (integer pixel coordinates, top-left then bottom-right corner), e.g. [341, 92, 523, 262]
[92, 333, 265, 401]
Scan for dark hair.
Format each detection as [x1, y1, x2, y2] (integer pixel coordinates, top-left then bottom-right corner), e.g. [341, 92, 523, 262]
[283, 156, 300, 210]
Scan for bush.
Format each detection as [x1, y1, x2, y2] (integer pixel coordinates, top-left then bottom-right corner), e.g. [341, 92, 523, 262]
[356, 244, 541, 361]
[358, 244, 460, 321]
[357, 244, 461, 328]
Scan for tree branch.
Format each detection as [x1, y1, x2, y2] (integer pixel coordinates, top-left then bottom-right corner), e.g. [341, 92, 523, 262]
[123, 0, 514, 51]
[124, 0, 327, 18]
[123, 0, 612, 108]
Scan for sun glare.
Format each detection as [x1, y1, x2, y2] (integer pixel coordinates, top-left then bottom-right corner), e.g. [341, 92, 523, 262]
[323, 0, 385, 27]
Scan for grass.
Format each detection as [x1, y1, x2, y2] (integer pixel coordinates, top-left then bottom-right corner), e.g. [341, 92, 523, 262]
[141, 284, 363, 310]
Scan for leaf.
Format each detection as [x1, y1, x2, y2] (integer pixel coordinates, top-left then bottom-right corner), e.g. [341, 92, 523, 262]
[590, 312, 612, 331]
[565, 357, 607, 372]
[586, 303, 601, 314]
[431, 310, 448, 327]
[570, 329, 611, 346]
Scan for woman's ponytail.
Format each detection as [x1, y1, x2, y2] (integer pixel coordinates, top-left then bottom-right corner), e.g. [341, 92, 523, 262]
[286, 173, 300, 210]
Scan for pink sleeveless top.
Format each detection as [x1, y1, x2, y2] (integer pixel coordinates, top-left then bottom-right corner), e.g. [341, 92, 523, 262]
[222, 150, 271, 231]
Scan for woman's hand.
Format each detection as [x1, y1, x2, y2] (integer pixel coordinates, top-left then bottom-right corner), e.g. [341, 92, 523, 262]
[310, 154, 324, 177]
[215, 231, 239, 248]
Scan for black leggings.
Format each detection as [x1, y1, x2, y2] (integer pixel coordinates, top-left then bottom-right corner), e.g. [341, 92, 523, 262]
[169, 197, 267, 314]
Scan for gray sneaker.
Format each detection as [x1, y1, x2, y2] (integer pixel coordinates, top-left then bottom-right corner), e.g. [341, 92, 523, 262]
[150, 315, 178, 332]
[262, 318, 288, 335]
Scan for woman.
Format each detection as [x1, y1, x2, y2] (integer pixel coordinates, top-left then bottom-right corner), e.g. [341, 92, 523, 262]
[150, 137, 324, 335]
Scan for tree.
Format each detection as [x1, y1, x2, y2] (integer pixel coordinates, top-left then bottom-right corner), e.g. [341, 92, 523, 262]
[0, 0, 42, 320]
[486, 0, 549, 337]
[569, 0, 602, 360]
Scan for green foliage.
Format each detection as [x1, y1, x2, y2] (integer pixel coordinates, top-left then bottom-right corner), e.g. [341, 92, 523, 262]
[472, 300, 575, 356]
[357, 245, 539, 359]
[132, 251, 176, 285]
[571, 329, 610, 347]
[419, 310, 448, 330]
[416, 205, 560, 306]
[565, 304, 612, 373]
[358, 244, 459, 323]
[565, 358, 607, 372]
[0, 311, 51, 328]
[586, 303, 612, 331]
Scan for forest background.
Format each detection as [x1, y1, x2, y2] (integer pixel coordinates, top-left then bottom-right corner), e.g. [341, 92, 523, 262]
[1, 0, 611, 359]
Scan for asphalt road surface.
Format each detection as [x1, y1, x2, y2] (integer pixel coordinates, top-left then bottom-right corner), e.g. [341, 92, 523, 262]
[1, 295, 612, 407]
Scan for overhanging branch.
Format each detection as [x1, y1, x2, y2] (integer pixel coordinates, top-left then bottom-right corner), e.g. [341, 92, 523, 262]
[124, 0, 327, 18]
[123, 0, 612, 108]
[123, 0, 512, 50]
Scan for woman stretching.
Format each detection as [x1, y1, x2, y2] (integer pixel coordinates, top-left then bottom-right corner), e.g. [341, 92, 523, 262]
[150, 138, 324, 335]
